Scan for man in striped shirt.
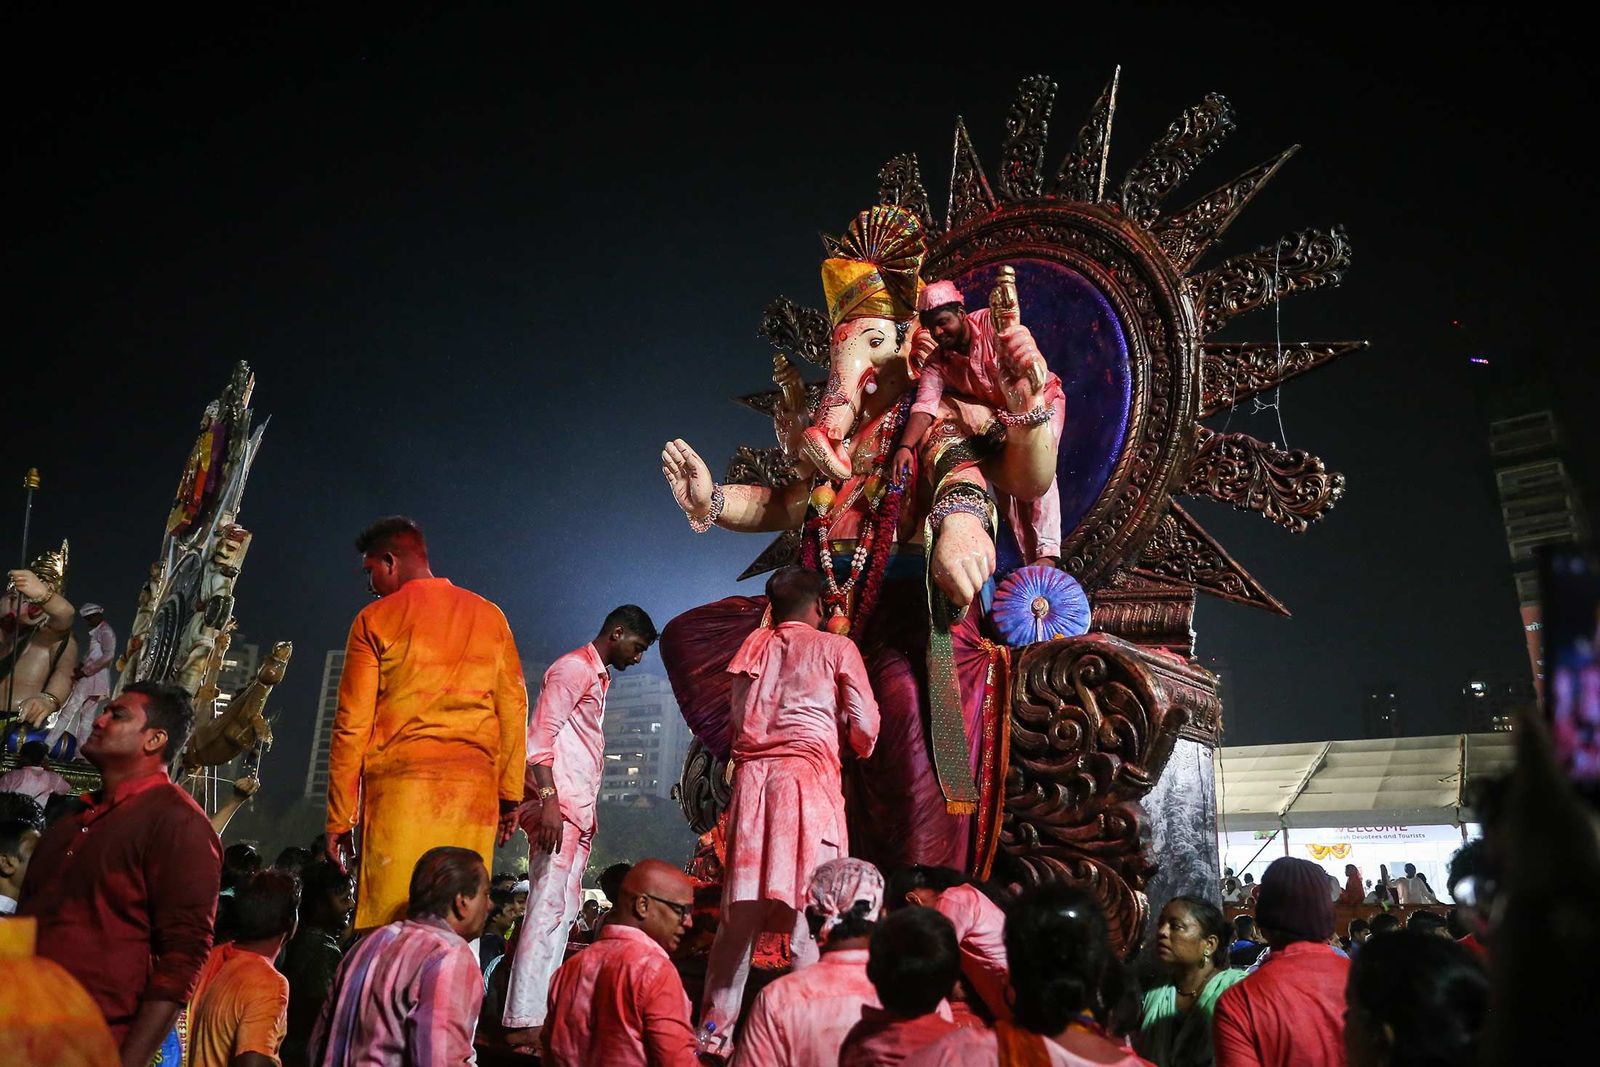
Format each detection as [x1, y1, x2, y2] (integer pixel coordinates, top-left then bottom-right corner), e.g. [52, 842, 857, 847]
[311, 846, 491, 1066]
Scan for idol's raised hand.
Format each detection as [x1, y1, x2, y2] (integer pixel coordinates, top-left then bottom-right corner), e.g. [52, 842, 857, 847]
[661, 439, 713, 520]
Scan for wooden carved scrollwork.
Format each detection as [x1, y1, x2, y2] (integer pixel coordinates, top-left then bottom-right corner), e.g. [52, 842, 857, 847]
[997, 75, 1056, 202]
[1152, 147, 1298, 271]
[724, 445, 796, 489]
[996, 634, 1220, 955]
[947, 118, 998, 232]
[877, 153, 937, 235]
[758, 297, 831, 367]
[1183, 425, 1345, 532]
[1200, 341, 1369, 416]
[1120, 93, 1237, 226]
[1052, 67, 1119, 202]
[1194, 226, 1352, 334]
[676, 736, 731, 835]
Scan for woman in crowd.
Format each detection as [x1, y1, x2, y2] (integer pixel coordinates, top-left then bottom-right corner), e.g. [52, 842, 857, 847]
[906, 885, 1151, 1066]
[1135, 896, 1245, 1067]
[1344, 929, 1488, 1066]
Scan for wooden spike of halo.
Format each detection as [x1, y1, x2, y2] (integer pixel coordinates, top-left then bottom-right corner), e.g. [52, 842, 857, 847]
[1193, 226, 1352, 335]
[877, 153, 938, 235]
[1152, 145, 1300, 272]
[1200, 341, 1369, 416]
[947, 116, 997, 231]
[997, 74, 1057, 202]
[1134, 501, 1289, 615]
[1052, 66, 1120, 202]
[1120, 92, 1238, 226]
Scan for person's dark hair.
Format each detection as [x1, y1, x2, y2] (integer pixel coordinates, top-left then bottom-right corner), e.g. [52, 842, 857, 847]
[231, 868, 302, 942]
[17, 741, 48, 767]
[1347, 930, 1488, 1066]
[408, 846, 485, 919]
[122, 680, 195, 762]
[1408, 910, 1448, 936]
[1404, 863, 1418, 877]
[354, 515, 427, 558]
[1242, 873, 1254, 884]
[41, 793, 84, 829]
[601, 605, 657, 644]
[1445, 908, 1470, 940]
[1370, 912, 1401, 936]
[765, 566, 824, 622]
[299, 859, 354, 928]
[806, 898, 878, 943]
[868, 907, 960, 1018]
[1232, 913, 1257, 940]
[599, 862, 631, 905]
[1447, 839, 1490, 896]
[0, 792, 45, 832]
[0, 819, 35, 861]
[1168, 894, 1232, 967]
[885, 865, 968, 911]
[1349, 918, 1371, 937]
[1006, 885, 1129, 1034]
[222, 842, 263, 891]
[488, 886, 515, 920]
[274, 846, 314, 871]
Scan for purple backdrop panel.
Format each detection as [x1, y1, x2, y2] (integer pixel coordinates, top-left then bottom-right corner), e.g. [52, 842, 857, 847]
[952, 259, 1132, 539]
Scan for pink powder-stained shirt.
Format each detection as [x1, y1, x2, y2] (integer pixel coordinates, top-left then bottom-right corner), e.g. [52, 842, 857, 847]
[543, 923, 697, 1067]
[723, 623, 879, 908]
[310, 916, 482, 1067]
[732, 948, 880, 1067]
[728, 622, 878, 769]
[906, 1027, 1153, 1067]
[526, 644, 609, 832]
[912, 308, 1007, 416]
[840, 1006, 959, 1067]
[1212, 941, 1349, 1067]
[935, 884, 1011, 1022]
[0, 764, 72, 804]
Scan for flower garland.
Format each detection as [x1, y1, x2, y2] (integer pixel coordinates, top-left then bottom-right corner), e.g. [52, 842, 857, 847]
[798, 395, 913, 638]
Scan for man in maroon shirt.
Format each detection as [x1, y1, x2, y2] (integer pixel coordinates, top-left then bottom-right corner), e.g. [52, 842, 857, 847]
[1213, 856, 1350, 1067]
[20, 681, 223, 1067]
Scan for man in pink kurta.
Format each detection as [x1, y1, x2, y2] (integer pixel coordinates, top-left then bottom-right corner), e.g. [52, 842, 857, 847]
[891, 278, 1067, 564]
[542, 860, 698, 1067]
[890, 865, 1011, 1022]
[733, 858, 900, 1067]
[502, 605, 657, 1041]
[701, 567, 880, 1039]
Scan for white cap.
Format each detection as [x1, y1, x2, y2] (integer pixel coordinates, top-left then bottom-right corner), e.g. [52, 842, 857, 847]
[513, 879, 530, 894]
[80, 603, 104, 616]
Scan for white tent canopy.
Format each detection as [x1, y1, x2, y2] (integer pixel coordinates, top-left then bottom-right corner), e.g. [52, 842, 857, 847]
[1214, 733, 1515, 833]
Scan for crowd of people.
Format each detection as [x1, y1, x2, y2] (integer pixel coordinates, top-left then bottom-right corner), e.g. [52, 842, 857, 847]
[0, 513, 1575, 1066]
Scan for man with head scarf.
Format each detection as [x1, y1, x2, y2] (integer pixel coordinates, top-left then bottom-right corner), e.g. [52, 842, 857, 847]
[700, 566, 880, 1039]
[1212, 856, 1350, 1067]
[733, 858, 907, 1067]
[47, 601, 116, 753]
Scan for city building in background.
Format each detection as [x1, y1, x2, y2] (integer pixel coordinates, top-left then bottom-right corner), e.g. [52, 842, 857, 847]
[1361, 685, 1403, 738]
[523, 661, 692, 804]
[214, 640, 260, 713]
[303, 649, 345, 799]
[1458, 675, 1526, 733]
[1474, 357, 1592, 690]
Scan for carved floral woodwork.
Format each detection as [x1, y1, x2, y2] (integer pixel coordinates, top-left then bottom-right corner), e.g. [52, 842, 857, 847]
[998, 634, 1221, 954]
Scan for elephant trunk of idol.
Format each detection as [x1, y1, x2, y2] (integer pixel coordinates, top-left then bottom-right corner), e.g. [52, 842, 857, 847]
[800, 362, 877, 482]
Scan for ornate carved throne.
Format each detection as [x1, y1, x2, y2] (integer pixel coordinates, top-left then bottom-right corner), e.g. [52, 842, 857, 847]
[684, 73, 1365, 956]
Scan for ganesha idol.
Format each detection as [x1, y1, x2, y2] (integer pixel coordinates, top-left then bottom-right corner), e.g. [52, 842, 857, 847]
[660, 204, 1062, 873]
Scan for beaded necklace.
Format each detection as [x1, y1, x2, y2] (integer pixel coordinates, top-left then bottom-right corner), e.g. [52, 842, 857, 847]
[803, 396, 911, 636]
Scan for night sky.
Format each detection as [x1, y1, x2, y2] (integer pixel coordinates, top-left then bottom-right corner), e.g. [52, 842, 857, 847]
[6, 9, 1595, 805]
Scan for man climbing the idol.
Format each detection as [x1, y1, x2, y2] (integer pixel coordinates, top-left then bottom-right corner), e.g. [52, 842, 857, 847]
[502, 604, 659, 1050]
[700, 566, 879, 1048]
[324, 517, 529, 933]
[891, 278, 1066, 566]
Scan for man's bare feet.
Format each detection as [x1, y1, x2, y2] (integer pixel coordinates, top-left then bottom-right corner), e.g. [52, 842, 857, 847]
[503, 1025, 542, 1051]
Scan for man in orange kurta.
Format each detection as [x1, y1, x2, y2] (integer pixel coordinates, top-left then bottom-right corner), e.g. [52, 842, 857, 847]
[325, 517, 529, 930]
